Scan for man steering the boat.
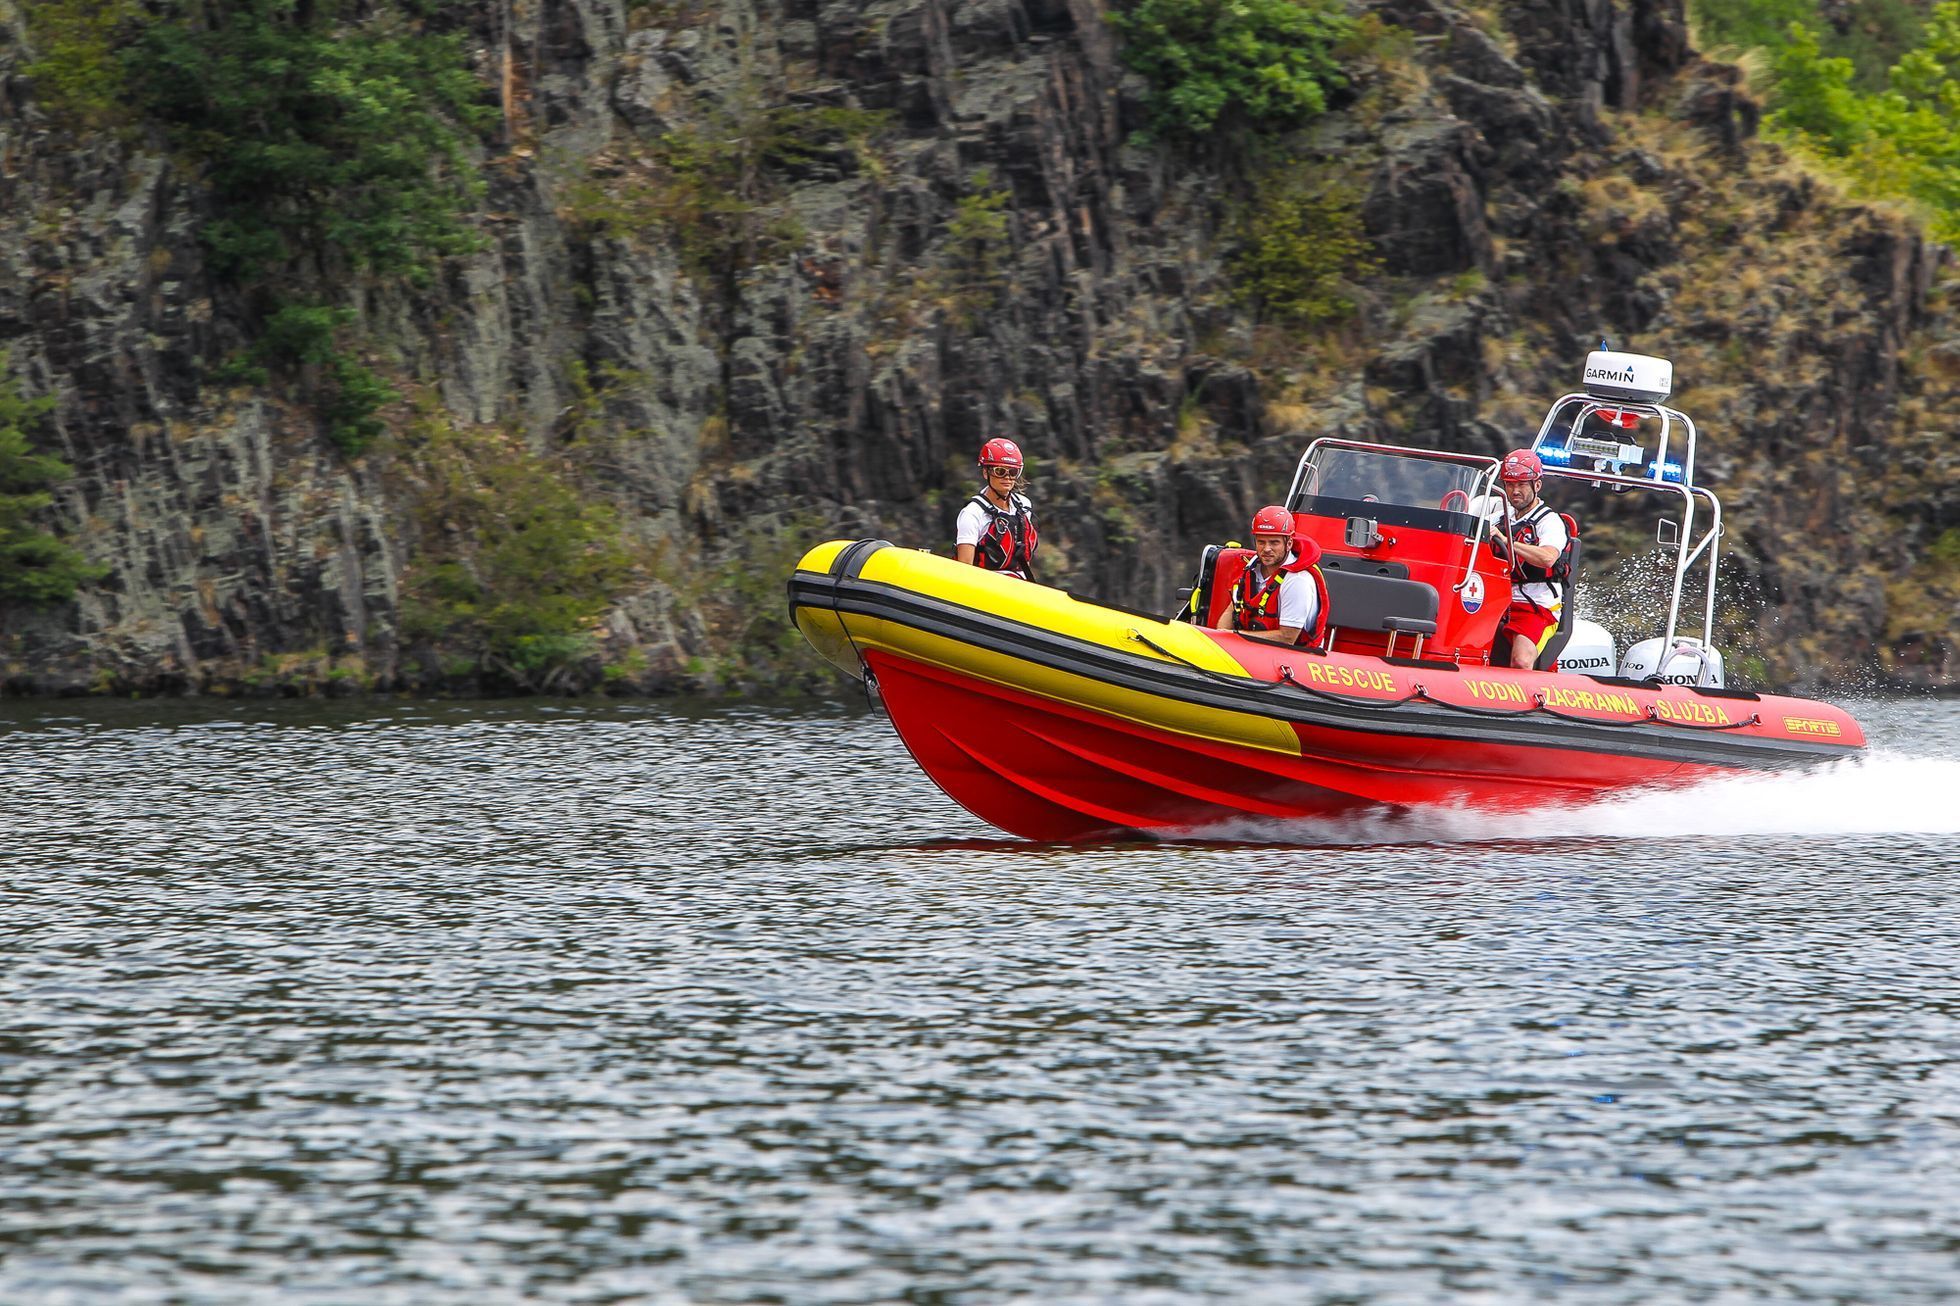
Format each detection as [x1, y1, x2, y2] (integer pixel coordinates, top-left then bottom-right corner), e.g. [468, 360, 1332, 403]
[1217, 505, 1329, 647]
[1481, 449, 1570, 669]
[956, 438, 1038, 579]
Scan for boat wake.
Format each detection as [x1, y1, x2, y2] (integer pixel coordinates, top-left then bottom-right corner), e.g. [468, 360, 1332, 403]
[1163, 750, 1960, 847]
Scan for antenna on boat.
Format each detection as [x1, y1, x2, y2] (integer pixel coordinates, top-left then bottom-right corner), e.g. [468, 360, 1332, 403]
[1537, 348, 1679, 485]
[1524, 347, 1720, 671]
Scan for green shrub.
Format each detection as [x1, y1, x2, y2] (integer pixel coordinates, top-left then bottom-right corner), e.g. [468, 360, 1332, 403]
[1227, 171, 1377, 327]
[645, 103, 889, 284]
[0, 354, 108, 604]
[322, 357, 397, 455]
[601, 648, 650, 685]
[558, 174, 668, 242]
[397, 403, 640, 689]
[1765, 22, 1867, 141]
[1691, 0, 1925, 88]
[209, 354, 272, 388]
[1110, 0, 1353, 142]
[29, 2, 493, 459]
[711, 511, 831, 690]
[946, 169, 1010, 277]
[257, 304, 348, 368]
[562, 98, 888, 291]
[937, 168, 1013, 322]
[1691, 0, 1820, 56]
[1764, 5, 1960, 244]
[237, 303, 398, 456]
[21, 0, 144, 128]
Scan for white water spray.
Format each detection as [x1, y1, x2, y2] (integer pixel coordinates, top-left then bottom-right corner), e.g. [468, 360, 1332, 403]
[1170, 749, 1960, 846]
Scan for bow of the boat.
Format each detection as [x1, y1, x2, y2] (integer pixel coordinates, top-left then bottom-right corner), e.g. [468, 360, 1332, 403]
[789, 537, 1258, 702]
[788, 539, 879, 681]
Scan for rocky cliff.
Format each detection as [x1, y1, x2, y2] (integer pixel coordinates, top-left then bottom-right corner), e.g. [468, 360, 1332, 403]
[0, 0, 1954, 696]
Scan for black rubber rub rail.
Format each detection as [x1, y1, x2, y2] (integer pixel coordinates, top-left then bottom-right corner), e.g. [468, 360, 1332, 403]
[787, 546, 1848, 769]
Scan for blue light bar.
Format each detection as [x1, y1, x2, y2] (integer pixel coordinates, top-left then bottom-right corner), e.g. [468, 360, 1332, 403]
[1537, 445, 1573, 465]
[1650, 460, 1685, 483]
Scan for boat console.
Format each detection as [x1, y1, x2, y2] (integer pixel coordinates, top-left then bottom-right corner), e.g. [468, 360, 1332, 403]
[1186, 348, 1732, 682]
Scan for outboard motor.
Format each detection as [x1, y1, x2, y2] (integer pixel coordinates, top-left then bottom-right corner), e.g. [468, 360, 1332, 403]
[1554, 619, 1617, 676]
[1620, 636, 1726, 688]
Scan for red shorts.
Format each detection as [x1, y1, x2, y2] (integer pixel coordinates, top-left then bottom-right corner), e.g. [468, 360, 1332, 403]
[1504, 601, 1559, 651]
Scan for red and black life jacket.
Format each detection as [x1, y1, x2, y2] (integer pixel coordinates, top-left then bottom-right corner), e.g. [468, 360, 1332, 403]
[968, 492, 1038, 577]
[1509, 503, 1578, 611]
[1231, 548, 1331, 647]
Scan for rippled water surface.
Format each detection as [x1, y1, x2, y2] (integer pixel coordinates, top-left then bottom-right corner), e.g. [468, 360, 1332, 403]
[3, 695, 1958, 1303]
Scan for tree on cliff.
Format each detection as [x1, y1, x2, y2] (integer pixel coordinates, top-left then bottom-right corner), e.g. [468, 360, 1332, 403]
[1706, 0, 1960, 244]
[1110, 0, 1352, 143]
[23, 0, 496, 456]
[0, 359, 105, 605]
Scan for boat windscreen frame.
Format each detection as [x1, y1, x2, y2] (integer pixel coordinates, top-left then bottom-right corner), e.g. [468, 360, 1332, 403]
[1289, 438, 1504, 607]
[1291, 430, 1723, 651]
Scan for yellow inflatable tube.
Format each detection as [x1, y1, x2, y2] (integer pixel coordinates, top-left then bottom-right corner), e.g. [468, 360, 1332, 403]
[790, 541, 1303, 756]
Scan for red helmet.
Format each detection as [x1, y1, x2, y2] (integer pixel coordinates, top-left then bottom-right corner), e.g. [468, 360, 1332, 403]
[1499, 449, 1543, 483]
[978, 437, 1023, 470]
[1250, 504, 1294, 537]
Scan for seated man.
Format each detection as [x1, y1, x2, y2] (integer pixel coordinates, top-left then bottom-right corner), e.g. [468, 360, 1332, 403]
[1481, 449, 1570, 669]
[1215, 505, 1328, 647]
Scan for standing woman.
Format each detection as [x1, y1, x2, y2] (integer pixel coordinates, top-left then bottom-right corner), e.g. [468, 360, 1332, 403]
[955, 438, 1038, 580]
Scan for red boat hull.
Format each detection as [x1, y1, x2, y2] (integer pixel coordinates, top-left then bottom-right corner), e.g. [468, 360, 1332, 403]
[869, 649, 1730, 842]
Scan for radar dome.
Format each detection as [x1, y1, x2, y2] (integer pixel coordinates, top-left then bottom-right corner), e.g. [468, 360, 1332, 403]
[1582, 351, 1672, 405]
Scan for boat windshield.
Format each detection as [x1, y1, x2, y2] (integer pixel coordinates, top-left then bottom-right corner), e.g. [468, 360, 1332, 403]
[1292, 448, 1488, 526]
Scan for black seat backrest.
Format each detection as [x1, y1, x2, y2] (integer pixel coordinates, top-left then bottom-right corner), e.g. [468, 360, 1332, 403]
[1190, 545, 1253, 626]
[1321, 570, 1439, 633]
[1178, 543, 1227, 623]
[1533, 515, 1582, 671]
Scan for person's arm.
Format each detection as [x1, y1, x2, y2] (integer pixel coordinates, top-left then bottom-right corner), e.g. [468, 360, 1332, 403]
[1510, 538, 1560, 569]
[1511, 517, 1565, 570]
[954, 503, 985, 566]
[1249, 568, 1316, 646]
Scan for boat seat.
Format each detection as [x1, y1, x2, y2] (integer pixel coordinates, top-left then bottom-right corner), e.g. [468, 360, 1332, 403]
[1320, 570, 1439, 658]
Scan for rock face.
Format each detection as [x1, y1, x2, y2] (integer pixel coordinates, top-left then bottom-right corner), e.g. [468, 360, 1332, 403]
[0, 0, 1954, 695]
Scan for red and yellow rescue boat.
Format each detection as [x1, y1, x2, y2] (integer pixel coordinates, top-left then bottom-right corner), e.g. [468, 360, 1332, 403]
[789, 351, 1866, 841]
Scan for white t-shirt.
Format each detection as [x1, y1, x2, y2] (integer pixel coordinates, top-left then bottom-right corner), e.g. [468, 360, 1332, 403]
[956, 492, 1032, 547]
[1478, 498, 1567, 609]
[1242, 552, 1320, 634]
